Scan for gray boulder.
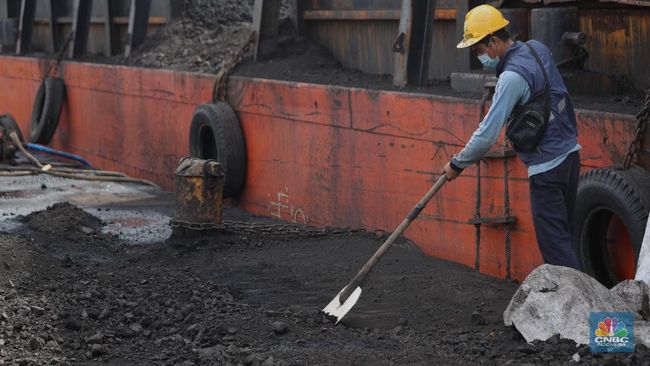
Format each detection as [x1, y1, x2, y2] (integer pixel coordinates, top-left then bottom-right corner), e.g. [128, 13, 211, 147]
[635, 219, 650, 286]
[504, 264, 649, 346]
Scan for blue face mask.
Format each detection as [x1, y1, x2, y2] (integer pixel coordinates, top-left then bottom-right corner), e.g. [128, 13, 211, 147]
[478, 53, 500, 69]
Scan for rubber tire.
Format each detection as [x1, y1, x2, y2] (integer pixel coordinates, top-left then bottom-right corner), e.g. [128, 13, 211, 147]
[30, 76, 66, 145]
[0, 114, 24, 142]
[573, 166, 650, 287]
[189, 102, 246, 198]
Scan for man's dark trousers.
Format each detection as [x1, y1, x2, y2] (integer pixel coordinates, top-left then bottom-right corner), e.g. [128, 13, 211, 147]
[529, 151, 581, 269]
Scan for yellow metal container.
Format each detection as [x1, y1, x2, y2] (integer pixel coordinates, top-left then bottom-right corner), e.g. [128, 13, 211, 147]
[173, 157, 225, 229]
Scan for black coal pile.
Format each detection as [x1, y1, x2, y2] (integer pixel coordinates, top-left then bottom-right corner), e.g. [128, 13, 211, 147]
[17, 202, 119, 266]
[19, 202, 104, 242]
[1, 203, 650, 365]
[181, 0, 290, 28]
[114, 0, 292, 74]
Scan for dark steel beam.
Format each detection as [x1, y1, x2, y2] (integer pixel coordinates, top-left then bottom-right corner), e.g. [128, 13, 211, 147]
[124, 0, 150, 57]
[289, 0, 305, 35]
[7, 0, 21, 18]
[69, 0, 92, 58]
[101, 0, 121, 56]
[407, 0, 437, 85]
[456, 0, 481, 72]
[252, 0, 280, 61]
[168, 0, 184, 19]
[455, 0, 469, 72]
[394, 0, 437, 86]
[48, 0, 66, 51]
[15, 0, 36, 55]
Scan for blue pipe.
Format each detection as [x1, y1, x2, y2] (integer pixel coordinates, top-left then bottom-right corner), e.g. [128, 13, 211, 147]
[25, 143, 93, 168]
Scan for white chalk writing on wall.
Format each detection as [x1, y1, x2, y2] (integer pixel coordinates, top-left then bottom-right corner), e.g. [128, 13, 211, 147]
[268, 187, 308, 224]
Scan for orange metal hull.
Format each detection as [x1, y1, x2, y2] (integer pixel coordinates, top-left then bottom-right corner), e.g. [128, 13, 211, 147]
[0, 56, 637, 281]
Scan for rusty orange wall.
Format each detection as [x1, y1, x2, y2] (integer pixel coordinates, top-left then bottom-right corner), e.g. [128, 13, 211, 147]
[0, 56, 213, 185]
[0, 56, 638, 281]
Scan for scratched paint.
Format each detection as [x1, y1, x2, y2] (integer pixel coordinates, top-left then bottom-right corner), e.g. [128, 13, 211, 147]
[0, 56, 639, 282]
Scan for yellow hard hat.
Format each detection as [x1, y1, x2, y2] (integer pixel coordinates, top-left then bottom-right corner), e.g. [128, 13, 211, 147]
[456, 5, 509, 49]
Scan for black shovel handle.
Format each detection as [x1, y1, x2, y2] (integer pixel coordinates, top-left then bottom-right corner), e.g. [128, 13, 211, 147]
[339, 174, 448, 304]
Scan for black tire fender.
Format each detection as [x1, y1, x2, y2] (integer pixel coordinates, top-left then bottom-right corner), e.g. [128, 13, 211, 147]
[189, 102, 246, 198]
[30, 76, 66, 145]
[573, 166, 650, 287]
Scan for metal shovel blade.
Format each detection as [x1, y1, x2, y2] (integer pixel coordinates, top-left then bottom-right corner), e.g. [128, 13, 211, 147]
[322, 286, 362, 324]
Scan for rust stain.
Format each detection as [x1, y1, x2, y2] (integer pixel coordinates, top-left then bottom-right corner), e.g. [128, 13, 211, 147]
[0, 55, 639, 282]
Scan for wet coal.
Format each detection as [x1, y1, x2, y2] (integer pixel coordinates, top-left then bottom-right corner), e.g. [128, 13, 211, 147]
[19, 202, 104, 241]
[1, 204, 649, 365]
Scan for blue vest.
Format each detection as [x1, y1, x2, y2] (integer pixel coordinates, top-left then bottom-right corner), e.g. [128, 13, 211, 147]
[496, 40, 578, 166]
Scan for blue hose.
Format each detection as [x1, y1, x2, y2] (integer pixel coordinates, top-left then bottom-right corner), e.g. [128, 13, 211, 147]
[25, 143, 93, 168]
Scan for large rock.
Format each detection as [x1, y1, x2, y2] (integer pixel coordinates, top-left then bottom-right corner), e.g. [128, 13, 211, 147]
[504, 264, 650, 346]
[635, 218, 650, 286]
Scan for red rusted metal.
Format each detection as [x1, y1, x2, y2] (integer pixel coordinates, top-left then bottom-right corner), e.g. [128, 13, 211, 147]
[0, 55, 639, 282]
[607, 216, 636, 281]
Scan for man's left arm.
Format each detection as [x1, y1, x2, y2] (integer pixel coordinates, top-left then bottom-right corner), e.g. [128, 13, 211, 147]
[443, 71, 529, 180]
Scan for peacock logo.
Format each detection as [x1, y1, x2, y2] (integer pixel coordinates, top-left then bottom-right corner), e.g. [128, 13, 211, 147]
[590, 313, 634, 352]
[595, 317, 628, 338]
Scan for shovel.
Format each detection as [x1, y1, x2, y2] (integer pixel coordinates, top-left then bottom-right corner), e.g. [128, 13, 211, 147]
[323, 174, 448, 323]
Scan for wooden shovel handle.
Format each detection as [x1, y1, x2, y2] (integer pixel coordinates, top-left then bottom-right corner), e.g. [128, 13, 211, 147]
[339, 174, 448, 304]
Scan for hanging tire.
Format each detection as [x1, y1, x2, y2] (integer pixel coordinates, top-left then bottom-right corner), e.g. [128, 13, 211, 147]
[30, 76, 66, 145]
[573, 166, 650, 287]
[189, 102, 246, 198]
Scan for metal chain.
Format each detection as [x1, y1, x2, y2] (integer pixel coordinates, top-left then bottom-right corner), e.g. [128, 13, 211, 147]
[623, 88, 650, 169]
[170, 219, 359, 238]
[45, 31, 74, 79]
[170, 219, 224, 231]
[212, 30, 257, 103]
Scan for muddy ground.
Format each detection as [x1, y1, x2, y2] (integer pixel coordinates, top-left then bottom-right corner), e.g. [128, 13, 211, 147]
[1, 200, 650, 366]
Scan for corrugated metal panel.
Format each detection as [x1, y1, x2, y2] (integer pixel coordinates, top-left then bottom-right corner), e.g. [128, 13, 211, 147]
[304, 0, 402, 76]
[14, 0, 171, 54]
[305, 0, 459, 80]
[306, 19, 398, 75]
[579, 9, 650, 91]
[428, 20, 456, 80]
[305, 0, 401, 10]
[496, 0, 650, 6]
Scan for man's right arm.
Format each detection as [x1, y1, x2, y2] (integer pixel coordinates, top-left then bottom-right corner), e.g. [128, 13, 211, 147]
[450, 71, 530, 171]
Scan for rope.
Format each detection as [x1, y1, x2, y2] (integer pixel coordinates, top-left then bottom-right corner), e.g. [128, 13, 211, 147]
[473, 86, 494, 271]
[45, 31, 73, 79]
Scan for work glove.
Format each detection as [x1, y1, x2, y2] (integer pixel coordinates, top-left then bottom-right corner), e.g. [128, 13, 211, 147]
[442, 161, 463, 181]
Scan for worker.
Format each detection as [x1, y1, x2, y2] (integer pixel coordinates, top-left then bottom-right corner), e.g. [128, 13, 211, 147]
[442, 4, 581, 269]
